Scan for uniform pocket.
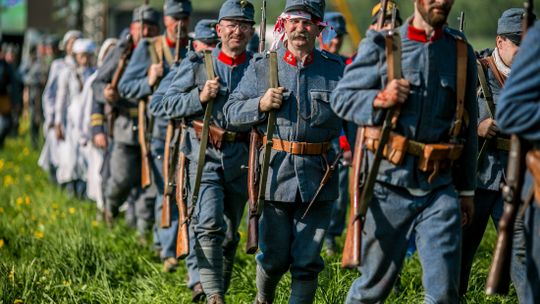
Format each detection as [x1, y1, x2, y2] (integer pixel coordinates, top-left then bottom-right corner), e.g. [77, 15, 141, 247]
[276, 91, 292, 126]
[310, 89, 341, 130]
[437, 73, 457, 119]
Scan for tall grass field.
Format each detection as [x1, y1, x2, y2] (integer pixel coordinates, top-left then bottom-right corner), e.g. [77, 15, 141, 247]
[1, 126, 518, 303]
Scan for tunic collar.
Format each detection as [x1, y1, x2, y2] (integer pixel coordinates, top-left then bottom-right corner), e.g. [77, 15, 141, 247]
[407, 20, 443, 43]
[283, 49, 314, 67]
[217, 50, 248, 66]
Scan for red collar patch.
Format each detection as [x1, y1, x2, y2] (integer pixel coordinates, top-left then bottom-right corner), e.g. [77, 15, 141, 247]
[283, 50, 314, 67]
[217, 51, 247, 66]
[407, 21, 443, 43]
[345, 53, 356, 65]
[165, 36, 188, 48]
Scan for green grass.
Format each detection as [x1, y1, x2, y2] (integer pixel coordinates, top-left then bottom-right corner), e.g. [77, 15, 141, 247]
[0, 124, 518, 303]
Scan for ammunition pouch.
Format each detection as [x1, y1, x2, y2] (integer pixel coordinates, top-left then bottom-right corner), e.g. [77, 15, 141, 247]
[192, 120, 247, 149]
[262, 136, 330, 155]
[364, 126, 463, 183]
[526, 149, 540, 205]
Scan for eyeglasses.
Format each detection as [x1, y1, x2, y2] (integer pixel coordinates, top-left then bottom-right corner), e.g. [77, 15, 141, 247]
[222, 22, 253, 32]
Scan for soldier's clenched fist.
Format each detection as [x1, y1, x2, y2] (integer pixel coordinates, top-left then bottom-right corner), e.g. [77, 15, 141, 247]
[477, 118, 499, 138]
[199, 77, 221, 103]
[373, 79, 410, 108]
[259, 87, 285, 112]
[147, 63, 164, 87]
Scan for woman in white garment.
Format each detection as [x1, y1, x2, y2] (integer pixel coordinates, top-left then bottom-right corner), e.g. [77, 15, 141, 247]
[38, 30, 82, 183]
[54, 38, 96, 198]
[79, 38, 118, 213]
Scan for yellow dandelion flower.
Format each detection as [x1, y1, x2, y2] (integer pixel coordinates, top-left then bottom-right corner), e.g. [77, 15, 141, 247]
[0, 159, 4, 170]
[14, 299, 23, 304]
[68, 207, 76, 214]
[16, 197, 23, 206]
[51, 203, 59, 209]
[8, 270, 14, 281]
[22, 148, 30, 156]
[91, 221, 99, 227]
[25, 196, 31, 205]
[0, 207, 4, 214]
[3, 175, 14, 187]
[0, 239, 4, 249]
[34, 231, 44, 239]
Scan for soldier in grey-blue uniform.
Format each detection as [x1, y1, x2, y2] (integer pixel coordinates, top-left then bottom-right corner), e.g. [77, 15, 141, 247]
[330, 0, 478, 302]
[225, 0, 344, 302]
[497, 19, 540, 304]
[460, 8, 531, 300]
[161, 2, 255, 303]
[148, 18, 219, 302]
[92, 5, 160, 238]
[319, 11, 351, 256]
[118, 0, 192, 273]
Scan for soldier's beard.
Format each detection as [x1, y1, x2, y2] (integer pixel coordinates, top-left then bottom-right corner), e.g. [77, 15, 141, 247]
[417, 1, 450, 28]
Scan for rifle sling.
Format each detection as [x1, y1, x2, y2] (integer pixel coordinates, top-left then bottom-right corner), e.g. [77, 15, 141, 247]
[477, 59, 496, 118]
[450, 39, 468, 140]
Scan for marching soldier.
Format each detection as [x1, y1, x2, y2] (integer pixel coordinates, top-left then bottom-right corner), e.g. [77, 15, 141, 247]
[319, 11, 351, 256]
[118, 0, 192, 273]
[331, 0, 478, 302]
[148, 18, 219, 302]
[497, 19, 540, 304]
[161, 1, 255, 302]
[460, 8, 531, 300]
[91, 5, 160, 237]
[225, 0, 344, 302]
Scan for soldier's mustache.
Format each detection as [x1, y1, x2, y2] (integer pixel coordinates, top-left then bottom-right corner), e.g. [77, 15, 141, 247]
[291, 32, 309, 40]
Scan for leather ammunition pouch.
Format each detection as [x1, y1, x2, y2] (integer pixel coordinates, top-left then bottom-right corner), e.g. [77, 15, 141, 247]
[364, 126, 463, 183]
[0, 95, 11, 115]
[526, 149, 540, 205]
[192, 119, 247, 149]
[262, 136, 330, 155]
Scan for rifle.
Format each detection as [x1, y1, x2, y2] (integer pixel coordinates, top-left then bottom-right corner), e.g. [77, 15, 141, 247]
[485, 0, 534, 295]
[246, 0, 267, 254]
[187, 51, 216, 220]
[137, 0, 153, 188]
[161, 22, 183, 229]
[175, 121, 189, 259]
[107, 34, 135, 139]
[342, 0, 403, 269]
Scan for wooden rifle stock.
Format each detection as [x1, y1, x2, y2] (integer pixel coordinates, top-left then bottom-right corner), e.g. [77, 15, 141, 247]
[175, 122, 189, 259]
[138, 100, 152, 188]
[342, 127, 365, 268]
[161, 122, 174, 228]
[111, 34, 134, 90]
[245, 0, 268, 254]
[246, 130, 262, 254]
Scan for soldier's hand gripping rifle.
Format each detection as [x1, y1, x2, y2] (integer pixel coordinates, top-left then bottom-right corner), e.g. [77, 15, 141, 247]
[187, 51, 217, 223]
[161, 22, 183, 229]
[137, 0, 153, 189]
[485, 0, 534, 295]
[342, 0, 402, 268]
[246, 0, 267, 254]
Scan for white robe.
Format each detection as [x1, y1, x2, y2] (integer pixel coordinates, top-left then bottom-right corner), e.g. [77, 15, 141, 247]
[54, 64, 94, 184]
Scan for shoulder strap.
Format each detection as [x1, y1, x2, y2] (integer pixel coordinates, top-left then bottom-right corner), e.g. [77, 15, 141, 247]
[160, 36, 175, 66]
[486, 55, 506, 88]
[476, 59, 495, 118]
[152, 37, 164, 65]
[450, 38, 468, 139]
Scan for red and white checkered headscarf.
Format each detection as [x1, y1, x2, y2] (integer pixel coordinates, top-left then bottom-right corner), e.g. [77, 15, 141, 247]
[271, 10, 336, 51]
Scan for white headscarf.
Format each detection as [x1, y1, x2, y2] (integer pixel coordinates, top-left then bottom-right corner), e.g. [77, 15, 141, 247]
[271, 10, 336, 51]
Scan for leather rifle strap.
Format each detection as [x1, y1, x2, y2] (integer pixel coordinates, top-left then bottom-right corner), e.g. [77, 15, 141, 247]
[451, 39, 468, 139]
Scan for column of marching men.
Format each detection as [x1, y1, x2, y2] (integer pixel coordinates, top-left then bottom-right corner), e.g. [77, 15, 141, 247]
[7, 0, 540, 303]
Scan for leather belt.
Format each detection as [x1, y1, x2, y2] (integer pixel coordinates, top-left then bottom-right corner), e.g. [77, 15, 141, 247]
[262, 136, 330, 155]
[117, 107, 139, 118]
[496, 138, 511, 151]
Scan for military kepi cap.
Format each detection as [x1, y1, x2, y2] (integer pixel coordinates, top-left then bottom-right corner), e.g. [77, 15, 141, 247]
[194, 19, 219, 43]
[164, 0, 192, 19]
[325, 12, 347, 35]
[284, 0, 326, 20]
[219, 0, 255, 24]
[132, 4, 160, 25]
[497, 8, 536, 45]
